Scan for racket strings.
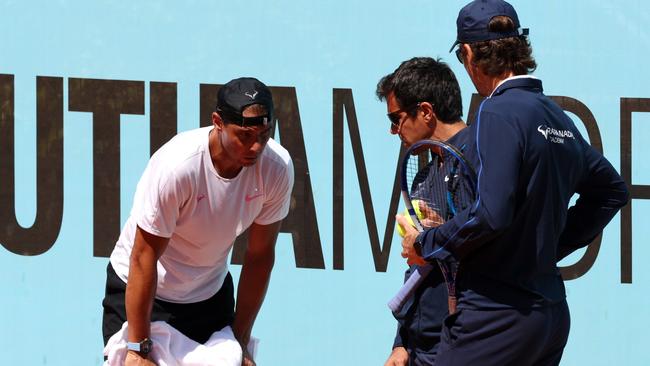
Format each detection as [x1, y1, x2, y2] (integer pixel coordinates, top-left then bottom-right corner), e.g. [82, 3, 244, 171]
[408, 154, 444, 225]
[407, 150, 473, 227]
[393, 140, 477, 315]
[407, 148, 473, 315]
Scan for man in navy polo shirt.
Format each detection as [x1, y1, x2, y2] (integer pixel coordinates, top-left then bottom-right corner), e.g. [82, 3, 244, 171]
[397, 1, 629, 365]
[377, 57, 468, 366]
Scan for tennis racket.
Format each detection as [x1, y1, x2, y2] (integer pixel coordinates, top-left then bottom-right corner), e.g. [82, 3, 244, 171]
[387, 139, 476, 314]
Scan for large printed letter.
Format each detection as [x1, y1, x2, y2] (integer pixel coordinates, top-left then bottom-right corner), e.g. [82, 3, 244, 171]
[0, 75, 64, 255]
[150, 82, 177, 155]
[332, 88, 403, 272]
[620, 98, 650, 283]
[69, 78, 144, 257]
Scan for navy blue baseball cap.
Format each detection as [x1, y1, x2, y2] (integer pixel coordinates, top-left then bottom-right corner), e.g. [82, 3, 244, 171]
[216, 77, 274, 127]
[449, 0, 529, 52]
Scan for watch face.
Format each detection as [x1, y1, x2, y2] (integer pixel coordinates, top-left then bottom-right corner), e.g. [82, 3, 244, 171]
[141, 338, 153, 354]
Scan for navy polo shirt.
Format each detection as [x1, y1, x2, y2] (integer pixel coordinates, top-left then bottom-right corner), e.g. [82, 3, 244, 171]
[392, 129, 472, 360]
[417, 77, 629, 309]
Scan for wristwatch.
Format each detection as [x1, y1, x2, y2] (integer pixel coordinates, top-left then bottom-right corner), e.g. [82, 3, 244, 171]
[127, 338, 153, 355]
[413, 234, 423, 256]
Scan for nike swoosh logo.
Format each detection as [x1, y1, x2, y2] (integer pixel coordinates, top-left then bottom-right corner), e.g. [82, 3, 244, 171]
[444, 175, 458, 182]
[245, 193, 263, 202]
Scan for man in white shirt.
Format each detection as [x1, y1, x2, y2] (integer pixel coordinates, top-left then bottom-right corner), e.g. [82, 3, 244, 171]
[102, 77, 294, 366]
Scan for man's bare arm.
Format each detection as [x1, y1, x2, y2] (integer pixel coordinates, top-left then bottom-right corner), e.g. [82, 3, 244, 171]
[125, 226, 169, 361]
[232, 221, 281, 358]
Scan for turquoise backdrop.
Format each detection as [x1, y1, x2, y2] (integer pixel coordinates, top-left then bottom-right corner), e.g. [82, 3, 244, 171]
[1, 1, 648, 365]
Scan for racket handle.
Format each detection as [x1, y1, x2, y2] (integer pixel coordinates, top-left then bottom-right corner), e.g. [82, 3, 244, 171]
[387, 264, 434, 313]
[448, 295, 457, 314]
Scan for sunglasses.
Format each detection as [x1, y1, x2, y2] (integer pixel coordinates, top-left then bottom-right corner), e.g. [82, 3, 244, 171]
[455, 47, 464, 64]
[387, 102, 421, 133]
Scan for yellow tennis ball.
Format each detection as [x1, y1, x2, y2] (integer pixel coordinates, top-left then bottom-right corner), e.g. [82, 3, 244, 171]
[411, 199, 424, 220]
[395, 200, 425, 237]
[396, 209, 416, 237]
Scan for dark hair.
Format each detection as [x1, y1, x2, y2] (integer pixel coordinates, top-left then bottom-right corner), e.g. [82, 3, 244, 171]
[376, 57, 463, 123]
[469, 16, 537, 76]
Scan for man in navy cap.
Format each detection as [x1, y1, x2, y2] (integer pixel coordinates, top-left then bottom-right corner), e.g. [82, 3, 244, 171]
[102, 77, 294, 366]
[398, 1, 629, 364]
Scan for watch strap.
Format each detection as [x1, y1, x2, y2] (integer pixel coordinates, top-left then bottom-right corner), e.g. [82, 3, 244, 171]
[127, 338, 153, 355]
[413, 232, 424, 256]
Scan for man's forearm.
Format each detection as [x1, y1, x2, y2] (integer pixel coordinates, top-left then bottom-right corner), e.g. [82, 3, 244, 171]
[125, 227, 169, 344]
[125, 248, 158, 342]
[556, 161, 629, 261]
[232, 250, 275, 346]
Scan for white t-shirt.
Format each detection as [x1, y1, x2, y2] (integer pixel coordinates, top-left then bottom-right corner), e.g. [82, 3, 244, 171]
[110, 127, 293, 303]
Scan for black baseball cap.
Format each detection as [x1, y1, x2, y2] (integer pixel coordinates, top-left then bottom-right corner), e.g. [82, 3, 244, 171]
[216, 77, 274, 127]
[449, 0, 529, 52]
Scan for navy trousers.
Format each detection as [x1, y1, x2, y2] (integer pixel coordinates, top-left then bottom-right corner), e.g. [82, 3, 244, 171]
[435, 300, 570, 366]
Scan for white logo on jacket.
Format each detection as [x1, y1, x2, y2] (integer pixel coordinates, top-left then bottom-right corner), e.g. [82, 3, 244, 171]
[537, 124, 575, 144]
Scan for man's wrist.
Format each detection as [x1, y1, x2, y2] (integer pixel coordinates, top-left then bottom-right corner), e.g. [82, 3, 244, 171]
[237, 337, 251, 355]
[127, 338, 153, 356]
[413, 232, 424, 256]
[232, 323, 251, 346]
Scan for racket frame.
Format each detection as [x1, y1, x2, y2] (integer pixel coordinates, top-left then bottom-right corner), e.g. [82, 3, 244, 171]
[388, 139, 476, 314]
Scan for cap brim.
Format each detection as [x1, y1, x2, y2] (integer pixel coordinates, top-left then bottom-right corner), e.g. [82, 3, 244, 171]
[449, 41, 460, 53]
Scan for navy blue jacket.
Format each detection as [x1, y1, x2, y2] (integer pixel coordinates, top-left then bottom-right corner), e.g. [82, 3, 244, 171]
[417, 77, 629, 309]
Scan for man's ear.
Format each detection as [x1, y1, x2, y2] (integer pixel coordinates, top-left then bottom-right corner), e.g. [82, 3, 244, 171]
[462, 43, 473, 65]
[420, 102, 438, 125]
[212, 112, 224, 130]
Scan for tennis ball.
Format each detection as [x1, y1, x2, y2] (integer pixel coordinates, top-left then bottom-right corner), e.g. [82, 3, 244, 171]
[412, 199, 424, 219]
[396, 200, 424, 237]
[396, 211, 415, 237]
